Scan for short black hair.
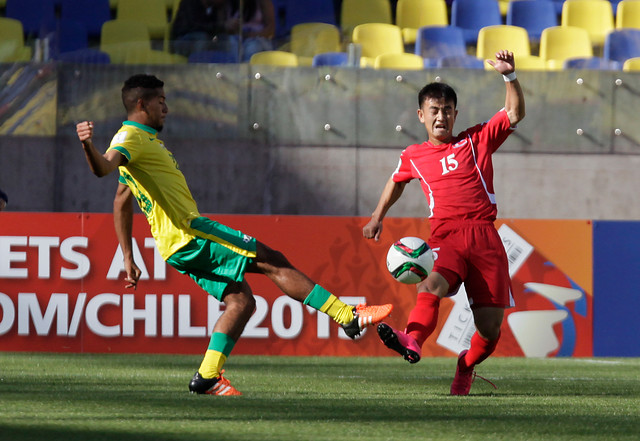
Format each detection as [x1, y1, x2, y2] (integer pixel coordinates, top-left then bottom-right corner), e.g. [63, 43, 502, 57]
[418, 82, 457, 109]
[0, 188, 7, 204]
[121, 74, 164, 113]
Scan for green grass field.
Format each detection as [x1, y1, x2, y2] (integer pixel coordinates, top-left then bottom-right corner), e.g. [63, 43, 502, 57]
[1, 353, 638, 441]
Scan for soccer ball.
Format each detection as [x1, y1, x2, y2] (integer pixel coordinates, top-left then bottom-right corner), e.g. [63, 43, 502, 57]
[386, 237, 434, 284]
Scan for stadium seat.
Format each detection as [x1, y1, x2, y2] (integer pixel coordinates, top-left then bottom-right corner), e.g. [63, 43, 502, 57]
[514, 55, 547, 71]
[341, 0, 393, 38]
[539, 25, 593, 70]
[374, 52, 424, 69]
[0, 17, 33, 62]
[57, 48, 111, 64]
[188, 50, 237, 63]
[60, 0, 111, 38]
[290, 23, 341, 66]
[560, 0, 614, 47]
[616, 0, 640, 29]
[450, 0, 502, 45]
[283, 0, 337, 35]
[117, 0, 169, 40]
[497, 0, 510, 16]
[506, 0, 558, 44]
[311, 51, 349, 66]
[170, 0, 183, 22]
[551, 0, 566, 15]
[415, 25, 467, 68]
[352, 23, 404, 65]
[41, 19, 90, 57]
[564, 56, 620, 70]
[476, 25, 531, 61]
[604, 28, 640, 64]
[623, 56, 640, 71]
[100, 19, 152, 63]
[250, 50, 299, 66]
[438, 54, 485, 69]
[395, 0, 448, 44]
[5, 0, 56, 36]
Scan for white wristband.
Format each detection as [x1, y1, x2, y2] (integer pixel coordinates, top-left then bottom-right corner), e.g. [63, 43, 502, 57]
[503, 72, 517, 82]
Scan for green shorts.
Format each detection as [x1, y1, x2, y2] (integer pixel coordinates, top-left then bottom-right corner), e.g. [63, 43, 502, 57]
[166, 217, 257, 300]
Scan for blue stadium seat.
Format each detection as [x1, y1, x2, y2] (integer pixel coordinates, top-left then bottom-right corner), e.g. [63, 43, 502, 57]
[57, 49, 111, 64]
[564, 56, 620, 70]
[6, 0, 56, 36]
[312, 51, 349, 66]
[451, 0, 502, 45]
[41, 19, 89, 56]
[604, 28, 640, 64]
[415, 26, 467, 68]
[552, 0, 566, 15]
[506, 0, 558, 44]
[188, 50, 238, 63]
[60, 0, 112, 38]
[438, 54, 485, 69]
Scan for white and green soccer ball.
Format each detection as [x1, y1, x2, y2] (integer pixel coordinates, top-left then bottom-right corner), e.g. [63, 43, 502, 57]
[386, 236, 434, 284]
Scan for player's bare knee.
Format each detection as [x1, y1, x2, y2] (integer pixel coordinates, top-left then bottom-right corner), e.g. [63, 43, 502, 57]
[421, 276, 448, 298]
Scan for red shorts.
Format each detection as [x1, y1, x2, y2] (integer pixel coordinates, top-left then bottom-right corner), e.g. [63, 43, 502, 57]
[429, 220, 513, 308]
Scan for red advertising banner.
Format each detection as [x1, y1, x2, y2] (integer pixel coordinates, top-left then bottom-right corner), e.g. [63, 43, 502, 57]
[0, 213, 592, 357]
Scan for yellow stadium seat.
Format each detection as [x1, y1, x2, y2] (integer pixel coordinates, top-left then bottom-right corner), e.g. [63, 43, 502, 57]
[341, 0, 392, 38]
[171, 0, 182, 22]
[498, 0, 510, 16]
[476, 25, 531, 61]
[290, 23, 341, 66]
[395, 0, 448, 44]
[623, 56, 640, 71]
[250, 50, 299, 66]
[561, 0, 614, 46]
[514, 55, 547, 71]
[117, 0, 169, 40]
[616, 0, 640, 29]
[352, 23, 404, 65]
[540, 25, 593, 70]
[101, 19, 152, 63]
[0, 17, 33, 62]
[374, 52, 424, 69]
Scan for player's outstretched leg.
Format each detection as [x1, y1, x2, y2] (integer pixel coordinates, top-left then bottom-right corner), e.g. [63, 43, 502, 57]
[377, 323, 422, 363]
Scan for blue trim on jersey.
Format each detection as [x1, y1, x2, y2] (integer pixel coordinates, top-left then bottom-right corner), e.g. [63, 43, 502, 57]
[123, 120, 157, 135]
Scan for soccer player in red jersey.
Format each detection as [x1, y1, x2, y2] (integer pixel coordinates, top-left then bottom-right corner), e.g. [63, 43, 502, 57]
[363, 50, 525, 395]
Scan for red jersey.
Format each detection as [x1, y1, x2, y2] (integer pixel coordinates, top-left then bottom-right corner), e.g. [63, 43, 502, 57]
[392, 109, 513, 232]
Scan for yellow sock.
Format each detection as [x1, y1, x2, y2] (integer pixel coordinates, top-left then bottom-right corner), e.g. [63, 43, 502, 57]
[199, 350, 227, 379]
[303, 284, 355, 325]
[198, 332, 236, 379]
[321, 296, 355, 325]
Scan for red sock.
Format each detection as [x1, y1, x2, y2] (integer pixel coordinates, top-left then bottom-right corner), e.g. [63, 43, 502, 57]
[405, 292, 440, 346]
[461, 331, 499, 370]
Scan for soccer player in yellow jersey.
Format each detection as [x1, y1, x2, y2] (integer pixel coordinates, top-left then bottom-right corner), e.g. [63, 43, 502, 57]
[76, 74, 392, 396]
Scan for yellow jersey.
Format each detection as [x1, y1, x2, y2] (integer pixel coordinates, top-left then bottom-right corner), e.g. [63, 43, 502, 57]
[108, 121, 199, 260]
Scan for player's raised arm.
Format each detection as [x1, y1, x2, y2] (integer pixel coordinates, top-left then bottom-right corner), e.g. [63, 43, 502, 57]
[76, 121, 127, 177]
[363, 176, 407, 241]
[486, 50, 525, 127]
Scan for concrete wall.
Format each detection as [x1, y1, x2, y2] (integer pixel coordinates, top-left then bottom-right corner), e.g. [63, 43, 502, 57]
[2, 136, 640, 220]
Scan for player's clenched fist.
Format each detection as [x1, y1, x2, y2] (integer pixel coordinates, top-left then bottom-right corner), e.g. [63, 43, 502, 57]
[76, 121, 94, 143]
